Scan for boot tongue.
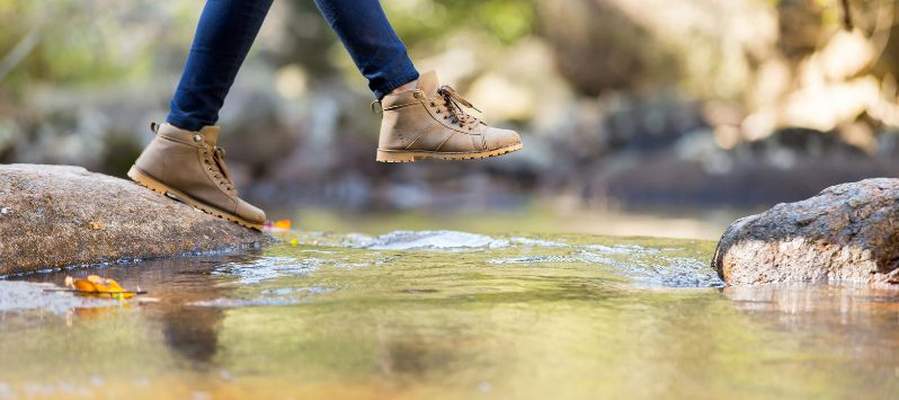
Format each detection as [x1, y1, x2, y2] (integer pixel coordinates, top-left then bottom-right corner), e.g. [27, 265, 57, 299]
[416, 70, 440, 98]
[199, 126, 221, 146]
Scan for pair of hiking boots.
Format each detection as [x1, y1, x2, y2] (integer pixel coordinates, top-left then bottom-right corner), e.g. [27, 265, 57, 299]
[128, 72, 522, 230]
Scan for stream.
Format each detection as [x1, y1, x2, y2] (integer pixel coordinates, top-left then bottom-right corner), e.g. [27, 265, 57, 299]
[1, 229, 897, 399]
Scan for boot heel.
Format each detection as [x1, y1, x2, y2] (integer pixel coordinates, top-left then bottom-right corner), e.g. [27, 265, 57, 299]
[127, 166, 170, 195]
[376, 149, 416, 163]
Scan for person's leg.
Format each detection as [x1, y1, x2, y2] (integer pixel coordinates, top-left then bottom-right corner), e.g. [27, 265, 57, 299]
[313, 0, 419, 99]
[130, 0, 272, 230]
[167, 0, 274, 131]
[313, 0, 521, 162]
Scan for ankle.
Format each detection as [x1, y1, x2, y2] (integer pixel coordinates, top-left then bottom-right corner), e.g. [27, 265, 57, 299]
[389, 79, 418, 96]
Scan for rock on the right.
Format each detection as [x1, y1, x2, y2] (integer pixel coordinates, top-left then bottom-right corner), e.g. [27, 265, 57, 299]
[712, 178, 899, 286]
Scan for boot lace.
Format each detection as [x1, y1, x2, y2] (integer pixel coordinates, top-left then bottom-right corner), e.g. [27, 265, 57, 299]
[436, 85, 486, 131]
[149, 123, 237, 195]
[202, 144, 236, 194]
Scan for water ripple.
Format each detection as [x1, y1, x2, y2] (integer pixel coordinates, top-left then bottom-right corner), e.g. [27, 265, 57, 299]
[213, 257, 322, 284]
[346, 230, 510, 250]
[577, 250, 723, 288]
[189, 286, 334, 308]
[488, 255, 578, 265]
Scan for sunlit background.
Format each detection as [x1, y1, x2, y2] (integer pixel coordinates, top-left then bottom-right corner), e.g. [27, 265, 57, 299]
[2, 0, 898, 238]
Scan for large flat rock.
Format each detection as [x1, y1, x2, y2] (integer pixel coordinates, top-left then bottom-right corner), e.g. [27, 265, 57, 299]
[712, 178, 899, 286]
[0, 164, 270, 275]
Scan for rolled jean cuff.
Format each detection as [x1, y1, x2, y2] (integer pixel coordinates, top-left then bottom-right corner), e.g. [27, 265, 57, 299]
[372, 67, 420, 99]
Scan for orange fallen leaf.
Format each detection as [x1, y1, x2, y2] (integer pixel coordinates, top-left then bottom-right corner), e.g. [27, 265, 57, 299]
[65, 275, 135, 299]
[66, 276, 96, 292]
[273, 219, 292, 230]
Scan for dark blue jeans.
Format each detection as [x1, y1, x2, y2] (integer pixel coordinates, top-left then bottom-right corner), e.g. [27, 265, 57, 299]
[167, 0, 419, 131]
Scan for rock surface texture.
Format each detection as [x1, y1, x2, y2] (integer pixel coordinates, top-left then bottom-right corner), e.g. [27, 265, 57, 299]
[0, 164, 270, 275]
[713, 179, 899, 286]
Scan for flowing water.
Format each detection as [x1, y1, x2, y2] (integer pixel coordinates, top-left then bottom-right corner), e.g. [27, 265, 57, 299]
[1, 229, 897, 399]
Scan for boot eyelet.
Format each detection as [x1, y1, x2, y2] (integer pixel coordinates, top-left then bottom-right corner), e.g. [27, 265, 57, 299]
[193, 134, 203, 143]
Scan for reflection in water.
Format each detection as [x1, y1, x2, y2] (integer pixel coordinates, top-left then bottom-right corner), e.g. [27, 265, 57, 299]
[160, 306, 223, 365]
[724, 284, 899, 397]
[133, 258, 242, 367]
[13, 256, 253, 368]
[725, 284, 899, 315]
[725, 283, 899, 341]
[725, 284, 899, 368]
[375, 328, 457, 381]
[1, 231, 897, 399]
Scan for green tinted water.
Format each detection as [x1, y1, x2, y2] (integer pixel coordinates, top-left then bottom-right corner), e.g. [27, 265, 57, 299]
[1, 230, 897, 399]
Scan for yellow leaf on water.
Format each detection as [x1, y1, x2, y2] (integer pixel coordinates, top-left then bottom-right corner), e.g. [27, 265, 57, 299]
[65, 275, 135, 299]
[72, 278, 98, 293]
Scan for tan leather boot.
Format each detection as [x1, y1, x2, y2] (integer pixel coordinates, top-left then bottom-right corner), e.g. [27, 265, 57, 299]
[375, 71, 523, 163]
[127, 123, 266, 230]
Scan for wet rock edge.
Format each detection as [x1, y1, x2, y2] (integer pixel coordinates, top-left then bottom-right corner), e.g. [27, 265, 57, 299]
[712, 178, 899, 288]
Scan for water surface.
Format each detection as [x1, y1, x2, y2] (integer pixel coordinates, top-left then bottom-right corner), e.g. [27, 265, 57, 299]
[1, 230, 897, 399]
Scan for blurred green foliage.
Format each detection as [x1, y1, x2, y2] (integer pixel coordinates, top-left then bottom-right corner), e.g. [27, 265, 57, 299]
[0, 0, 204, 97]
[0, 0, 537, 99]
[384, 0, 536, 46]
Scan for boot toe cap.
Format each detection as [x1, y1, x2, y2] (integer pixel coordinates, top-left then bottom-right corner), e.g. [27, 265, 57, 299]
[236, 200, 267, 225]
[485, 128, 522, 151]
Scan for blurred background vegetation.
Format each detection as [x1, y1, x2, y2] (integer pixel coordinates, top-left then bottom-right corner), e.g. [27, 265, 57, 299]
[1, 0, 899, 236]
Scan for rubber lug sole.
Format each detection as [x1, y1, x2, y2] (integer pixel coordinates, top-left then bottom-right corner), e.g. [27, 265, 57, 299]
[127, 166, 264, 231]
[376, 143, 523, 163]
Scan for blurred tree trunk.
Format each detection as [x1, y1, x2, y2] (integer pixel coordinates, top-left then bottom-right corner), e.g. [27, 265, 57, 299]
[535, 0, 681, 96]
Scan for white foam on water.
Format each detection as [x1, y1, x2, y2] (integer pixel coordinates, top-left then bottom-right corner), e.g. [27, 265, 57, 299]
[641, 257, 723, 289]
[574, 251, 617, 265]
[347, 230, 510, 250]
[584, 244, 660, 255]
[576, 250, 723, 288]
[509, 237, 570, 248]
[488, 255, 578, 265]
[486, 244, 723, 288]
